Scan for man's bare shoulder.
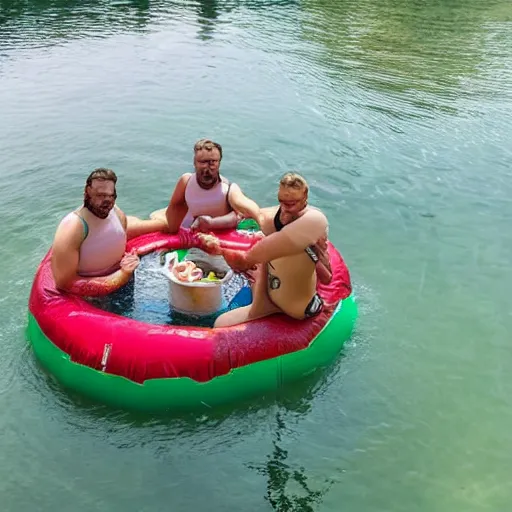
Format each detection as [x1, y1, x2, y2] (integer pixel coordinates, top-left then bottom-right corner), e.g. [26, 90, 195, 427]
[170, 172, 193, 187]
[113, 204, 125, 215]
[54, 211, 84, 247]
[258, 206, 279, 234]
[169, 173, 193, 205]
[56, 211, 82, 230]
[260, 206, 279, 219]
[301, 206, 327, 223]
[178, 172, 193, 184]
[304, 205, 327, 219]
[280, 206, 328, 242]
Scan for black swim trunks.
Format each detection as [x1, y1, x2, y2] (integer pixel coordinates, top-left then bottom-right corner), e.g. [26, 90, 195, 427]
[267, 268, 323, 318]
[304, 293, 324, 318]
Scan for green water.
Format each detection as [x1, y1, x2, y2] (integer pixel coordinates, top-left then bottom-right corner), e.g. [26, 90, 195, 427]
[1, 0, 511, 510]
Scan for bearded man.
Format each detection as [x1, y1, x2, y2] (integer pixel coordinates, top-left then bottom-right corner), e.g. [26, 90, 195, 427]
[150, 138, 260, 233]
[50, 168, 163, 296]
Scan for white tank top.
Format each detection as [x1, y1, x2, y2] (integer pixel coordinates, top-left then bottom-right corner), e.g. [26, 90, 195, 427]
[181, 175, 232, 228]
[73, 209, 127, 277]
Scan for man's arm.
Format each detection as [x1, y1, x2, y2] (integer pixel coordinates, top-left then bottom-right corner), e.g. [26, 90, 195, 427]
[117, 205, 168, 240]
[189, 182, 261, 233]
[310, 235, 333, 285]
[166, 174, 191, 234]
[191, 211, 240, 232]
[50, 216, 135, 297]
[199, 209, 328, 271]
[227, 183, 261, 223]
[244, 209, 328, 266]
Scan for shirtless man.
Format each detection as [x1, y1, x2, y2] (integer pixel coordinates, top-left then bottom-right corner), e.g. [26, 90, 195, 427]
[200, 172, 332, 328]
[150, 138, 259, 233]
[51, 168, 164, 297]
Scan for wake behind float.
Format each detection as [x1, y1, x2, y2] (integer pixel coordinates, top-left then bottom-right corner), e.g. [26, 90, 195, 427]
[26, 222, 357, 412]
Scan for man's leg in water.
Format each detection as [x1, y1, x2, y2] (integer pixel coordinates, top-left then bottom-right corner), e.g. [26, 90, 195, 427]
[126, 215, 168, 239]
[214, 264, 281, 328]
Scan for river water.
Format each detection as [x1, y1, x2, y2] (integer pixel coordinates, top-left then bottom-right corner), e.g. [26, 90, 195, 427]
[1, 1, 511, 510]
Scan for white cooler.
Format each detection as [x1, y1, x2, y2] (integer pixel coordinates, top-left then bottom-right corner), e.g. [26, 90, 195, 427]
[162, 248, 233, 315]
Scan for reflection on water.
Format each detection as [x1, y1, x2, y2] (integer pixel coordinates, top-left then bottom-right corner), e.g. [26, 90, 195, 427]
[0, 0, 154, 48]
[20, 336, 339, 509]
[196, 0, 220, 40]
[300, 0, 511, 118]
[247, 412, 333, 512]
[0, 0, 301, 49]
[3, 0, 509, 121]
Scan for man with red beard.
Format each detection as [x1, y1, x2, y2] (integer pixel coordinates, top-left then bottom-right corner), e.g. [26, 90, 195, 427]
[150, 138, 260, 233]
[51, 168, 165, 296]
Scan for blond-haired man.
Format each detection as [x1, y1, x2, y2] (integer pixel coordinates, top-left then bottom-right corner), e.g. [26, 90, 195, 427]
[201, 172, 332, 327]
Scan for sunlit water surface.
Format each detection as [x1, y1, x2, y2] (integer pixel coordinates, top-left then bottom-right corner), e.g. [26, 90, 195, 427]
[1, 1, 511, 511]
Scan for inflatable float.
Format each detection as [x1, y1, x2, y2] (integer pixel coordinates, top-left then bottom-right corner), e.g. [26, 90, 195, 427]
[26, 222, 357, 412]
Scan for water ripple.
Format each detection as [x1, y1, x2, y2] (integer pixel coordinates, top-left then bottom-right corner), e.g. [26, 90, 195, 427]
[2, 0, 512, 511]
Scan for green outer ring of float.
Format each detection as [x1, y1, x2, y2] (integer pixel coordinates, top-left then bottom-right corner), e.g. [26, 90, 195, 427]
[26, 294, 357, 412]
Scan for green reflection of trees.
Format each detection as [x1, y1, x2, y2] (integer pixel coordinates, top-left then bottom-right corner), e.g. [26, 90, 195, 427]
[0, 0, 153, 46]
[195, 0, 220, 41]
[300, 0, 508, 97]
[248, 412, 333, 512]
[0, 0, 300, 46]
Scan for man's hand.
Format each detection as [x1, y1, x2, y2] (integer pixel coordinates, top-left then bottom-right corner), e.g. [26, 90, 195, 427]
[120, 249, 140, 275]
[241, 267, 257, 284]
[223, 250, 255, 273]
[197, 233, 222, 255]
[196, 233, 256, 274]
[190, 215, 213, 233]
[311, 233, 332, 285]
